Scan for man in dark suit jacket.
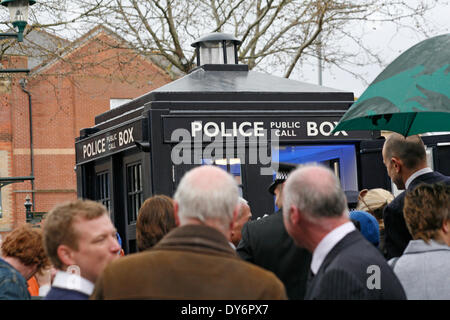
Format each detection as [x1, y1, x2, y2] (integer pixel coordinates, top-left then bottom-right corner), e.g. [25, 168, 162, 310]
[282, 164, 406, 300]
[237, 163, 312, 300]
[382, 133, 450, 259]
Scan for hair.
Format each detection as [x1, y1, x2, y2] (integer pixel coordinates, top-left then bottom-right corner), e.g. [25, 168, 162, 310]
[383, 133, 426, 169]
[403, 183, 450, 243]
[42, 199, 108, 270]
[356, 188, 394, 228]
[1, 225, 49, 271]
[237, 197, 248, 219]
[136, 195, 176, 251]
[174, 165, 239, 225]
[283, 164, 348, 221]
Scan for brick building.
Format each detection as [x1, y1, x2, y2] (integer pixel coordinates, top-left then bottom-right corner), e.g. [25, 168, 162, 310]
[0, 26, 175, 236]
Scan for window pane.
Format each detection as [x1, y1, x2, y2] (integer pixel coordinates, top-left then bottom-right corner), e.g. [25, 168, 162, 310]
[95, 171, 110, 211]
[126, 162, 143, 223]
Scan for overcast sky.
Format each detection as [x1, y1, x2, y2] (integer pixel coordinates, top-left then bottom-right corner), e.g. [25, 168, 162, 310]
[293, 1, 450, 97]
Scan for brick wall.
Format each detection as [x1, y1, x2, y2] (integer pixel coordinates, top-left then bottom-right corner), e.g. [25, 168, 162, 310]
[1, 30, 173, 235]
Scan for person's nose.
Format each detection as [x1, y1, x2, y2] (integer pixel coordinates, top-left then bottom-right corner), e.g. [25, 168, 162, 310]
[110, 236, 121, 253]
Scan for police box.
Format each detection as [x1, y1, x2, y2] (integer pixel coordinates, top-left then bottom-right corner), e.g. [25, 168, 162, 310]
[75, 51, 450, 254]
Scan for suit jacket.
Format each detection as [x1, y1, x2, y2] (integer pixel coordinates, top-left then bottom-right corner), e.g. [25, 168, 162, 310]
[389, 240, 450, 300]
[236, 211, 312, 300]
[305, 231, 406, 300]
[91, 224, 287, 300]
[383, 171, 450, 259]
[44, 287, 89, 300]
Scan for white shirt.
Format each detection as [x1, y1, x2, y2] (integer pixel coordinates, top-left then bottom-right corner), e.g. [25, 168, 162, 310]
[405, 167, 433, 190]
[50, 271, 95, 296]
[310, 222, 356, 275]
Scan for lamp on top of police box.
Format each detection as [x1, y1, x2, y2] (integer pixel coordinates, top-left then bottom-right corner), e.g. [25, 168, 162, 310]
[191, 32, 242, 66]
[24, 194, 33, 222]
[1, 0, 36, 42]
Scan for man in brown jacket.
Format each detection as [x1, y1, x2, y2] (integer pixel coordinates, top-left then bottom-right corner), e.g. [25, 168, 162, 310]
[91, 165, 287, 300]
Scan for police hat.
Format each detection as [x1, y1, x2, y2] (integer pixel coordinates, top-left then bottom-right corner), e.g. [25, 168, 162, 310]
[268, 162, 298, 195]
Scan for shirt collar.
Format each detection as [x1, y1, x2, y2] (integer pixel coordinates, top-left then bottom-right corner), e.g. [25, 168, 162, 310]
[52, 270, 95, 296]
[405, 167, 433, 189]
[310, 221, 356, 275]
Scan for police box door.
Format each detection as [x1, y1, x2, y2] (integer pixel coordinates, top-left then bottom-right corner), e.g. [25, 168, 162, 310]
[120, 151, 150, 253]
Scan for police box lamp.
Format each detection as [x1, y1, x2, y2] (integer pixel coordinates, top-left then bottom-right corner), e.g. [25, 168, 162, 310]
[268, 162, 298, 195]
[1, 0, 36, 42]
[191, 32, 242, 66]
[24, 194, 33, 222]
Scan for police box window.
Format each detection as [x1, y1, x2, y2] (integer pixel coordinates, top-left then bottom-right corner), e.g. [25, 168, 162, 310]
[126, 162, 143, 223]
[202, 158, 243, 197]
[96, 171, 110, 211]
[272, 144, 358, 193]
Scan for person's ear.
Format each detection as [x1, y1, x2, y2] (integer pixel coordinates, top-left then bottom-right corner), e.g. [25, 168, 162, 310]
[57, 244, 76, 267]
[173, 201, 181, 227]
[230, 205, 239, 229]
[442, 219, 449, 234]
[288, 205, 301, 226]
[391, 157, 402, 173]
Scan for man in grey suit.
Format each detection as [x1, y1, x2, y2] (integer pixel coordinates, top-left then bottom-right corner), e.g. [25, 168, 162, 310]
[382, 133, 450, 259]
[283, 164, 406, 300]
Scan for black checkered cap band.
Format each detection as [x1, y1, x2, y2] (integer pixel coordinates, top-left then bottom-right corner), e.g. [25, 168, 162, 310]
[275, 172, 289, 180]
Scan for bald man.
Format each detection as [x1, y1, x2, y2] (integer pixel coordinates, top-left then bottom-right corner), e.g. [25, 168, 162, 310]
[382, 133, 450, 259]
[283, 164, 406, 300]
[92, 165, 286, 300]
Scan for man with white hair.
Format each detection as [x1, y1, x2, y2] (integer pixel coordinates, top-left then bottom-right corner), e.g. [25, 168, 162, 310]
[92, 165, 287, 300]
[282, 164, 406, 300]
[229, 197, 252, 248]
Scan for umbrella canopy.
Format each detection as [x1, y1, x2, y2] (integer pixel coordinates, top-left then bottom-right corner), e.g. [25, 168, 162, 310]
[333, 33, 450, 136]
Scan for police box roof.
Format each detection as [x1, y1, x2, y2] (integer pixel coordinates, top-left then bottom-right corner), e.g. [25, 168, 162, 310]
[94, 65, 354, 127]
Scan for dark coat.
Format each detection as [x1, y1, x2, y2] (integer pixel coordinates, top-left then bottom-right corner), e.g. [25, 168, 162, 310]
[44, 287, 89, 300]
[236, 211, 312, 300]
[305, 231, 406, 300]
[383, 171, 450, 259]
[91, 224, 287, 300]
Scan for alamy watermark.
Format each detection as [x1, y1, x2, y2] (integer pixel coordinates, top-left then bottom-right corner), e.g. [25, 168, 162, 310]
[170, 127, 280, 176]
[366, 265, 381, 290]
[66, 265, 82, 291]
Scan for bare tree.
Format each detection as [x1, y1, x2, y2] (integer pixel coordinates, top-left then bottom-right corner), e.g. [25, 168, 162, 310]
[1, 0, 439, 81]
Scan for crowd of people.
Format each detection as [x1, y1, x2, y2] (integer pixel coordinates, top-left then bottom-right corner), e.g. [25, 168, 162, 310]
[0, 133, 449, 300]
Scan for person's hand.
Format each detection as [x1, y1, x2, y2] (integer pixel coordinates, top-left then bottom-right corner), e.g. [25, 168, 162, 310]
[35, 266, 56, 287]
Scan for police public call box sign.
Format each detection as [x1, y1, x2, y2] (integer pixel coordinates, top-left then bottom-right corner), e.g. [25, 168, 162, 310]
[163, 115, 373, 142]
[76, 120, 142, 164]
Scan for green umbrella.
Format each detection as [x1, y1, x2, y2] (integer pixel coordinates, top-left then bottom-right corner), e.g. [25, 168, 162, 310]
[333, 33, 450, 137]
